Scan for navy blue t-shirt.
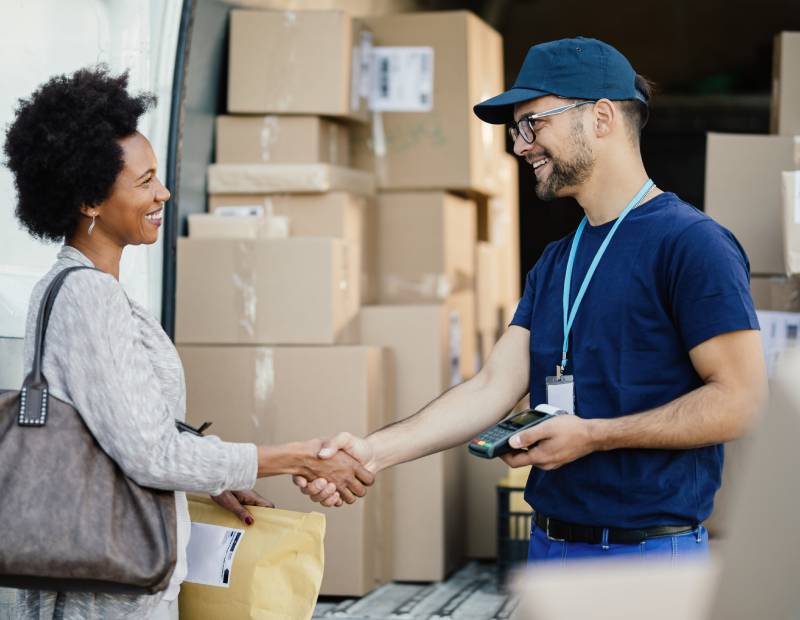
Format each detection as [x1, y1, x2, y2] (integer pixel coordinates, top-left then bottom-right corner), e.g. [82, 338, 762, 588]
[511, 192, 759, 528]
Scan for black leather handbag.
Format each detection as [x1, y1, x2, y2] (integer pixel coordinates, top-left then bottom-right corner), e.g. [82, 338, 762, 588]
[0, 266, 178, 593]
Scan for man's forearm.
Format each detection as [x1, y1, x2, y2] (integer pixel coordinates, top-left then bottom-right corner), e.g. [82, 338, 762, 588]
[590, 379, 764, 452]
[367, 369, 524, 473]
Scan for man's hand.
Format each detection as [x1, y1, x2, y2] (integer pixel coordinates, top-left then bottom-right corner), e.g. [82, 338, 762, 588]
[295, 438, 375, 505]
[500, 415, 598, 471]
[293, 433, 376, 507]
[211, 489, 274, 526]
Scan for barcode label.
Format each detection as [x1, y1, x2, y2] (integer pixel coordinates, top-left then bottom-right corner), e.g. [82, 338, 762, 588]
[369, 47, 434, 112]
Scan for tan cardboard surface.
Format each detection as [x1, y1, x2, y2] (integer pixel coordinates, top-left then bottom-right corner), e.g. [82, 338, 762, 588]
[187, 214, 290, 239]
[178, 345, 393, 596]
[376, 191, 476, 303]
[215, 115, 350, 166]
[447, 290, 478, 380]
[227, 0, 418, 14]
[704, 133, 800, 274]
[228, 10, 368, 121]
[358, 305, 465, 581]
[175, 237, 359, 345]
[771, 32, 800, 135]
[782, 170, 800, 274]
[209, 192, 377, 303]
[463, 451, 507, 558]
[207, 163, 375, 195]
[750, 275, 800, 311]
[476, 242, 502, 334]
[352, 11, 504, 193]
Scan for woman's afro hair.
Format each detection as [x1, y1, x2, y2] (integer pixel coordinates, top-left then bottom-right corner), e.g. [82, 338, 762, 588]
[4, 66, 155, 241]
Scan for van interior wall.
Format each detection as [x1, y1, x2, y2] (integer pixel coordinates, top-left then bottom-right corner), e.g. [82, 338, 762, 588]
[425, 0, 799, 289]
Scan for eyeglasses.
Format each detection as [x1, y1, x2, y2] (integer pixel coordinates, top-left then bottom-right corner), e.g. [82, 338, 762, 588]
[508, 100, 597, 144]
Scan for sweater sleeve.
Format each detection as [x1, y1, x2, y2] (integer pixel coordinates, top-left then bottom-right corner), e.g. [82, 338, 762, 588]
[41, 269, 257, 495]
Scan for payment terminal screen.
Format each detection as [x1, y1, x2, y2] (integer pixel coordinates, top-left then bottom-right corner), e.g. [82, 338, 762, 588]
[507, 409, 549, 428]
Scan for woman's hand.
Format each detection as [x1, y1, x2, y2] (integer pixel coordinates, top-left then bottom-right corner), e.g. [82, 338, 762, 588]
[211, 489, 274, 526]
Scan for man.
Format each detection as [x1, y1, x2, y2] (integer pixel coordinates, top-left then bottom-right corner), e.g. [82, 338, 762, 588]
[297, 37, 767, 562]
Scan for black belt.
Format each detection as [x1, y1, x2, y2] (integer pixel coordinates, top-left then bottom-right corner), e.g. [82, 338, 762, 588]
[534, 512, 696, 545]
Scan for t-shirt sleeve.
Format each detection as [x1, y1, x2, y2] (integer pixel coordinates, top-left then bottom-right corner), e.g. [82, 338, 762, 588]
[667, 219, 759, 352]
[510, 265, 537, 330]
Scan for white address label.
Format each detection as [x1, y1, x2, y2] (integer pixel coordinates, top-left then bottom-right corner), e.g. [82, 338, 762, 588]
[369, 47, 434, 112]
[185, 523, 245, 588]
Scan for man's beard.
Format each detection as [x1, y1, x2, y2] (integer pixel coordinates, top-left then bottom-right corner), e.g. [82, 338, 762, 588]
[534, 121, 594, 201]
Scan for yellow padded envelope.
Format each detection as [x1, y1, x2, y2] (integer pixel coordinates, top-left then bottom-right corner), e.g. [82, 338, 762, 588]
[180, 496, 326, 620]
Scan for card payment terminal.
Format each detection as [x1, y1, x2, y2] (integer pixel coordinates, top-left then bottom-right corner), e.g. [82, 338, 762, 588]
[468, 404, 568, 459]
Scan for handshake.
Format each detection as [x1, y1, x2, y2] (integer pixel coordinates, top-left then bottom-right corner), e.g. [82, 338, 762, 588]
[272, 432, 377, 508]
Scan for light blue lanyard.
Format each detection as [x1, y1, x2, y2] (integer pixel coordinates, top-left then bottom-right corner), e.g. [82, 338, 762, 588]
[560, 179, 654, 372]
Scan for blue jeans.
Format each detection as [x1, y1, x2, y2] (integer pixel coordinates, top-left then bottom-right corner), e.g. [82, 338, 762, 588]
[527, 521, 709, 564]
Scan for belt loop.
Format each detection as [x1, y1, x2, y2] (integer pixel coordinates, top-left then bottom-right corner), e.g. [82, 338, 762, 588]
[601, 527, 610, 550]
[695, 525, 702, 543]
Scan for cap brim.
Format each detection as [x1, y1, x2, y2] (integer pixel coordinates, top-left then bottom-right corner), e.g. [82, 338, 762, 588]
[473, 87, 551, 124]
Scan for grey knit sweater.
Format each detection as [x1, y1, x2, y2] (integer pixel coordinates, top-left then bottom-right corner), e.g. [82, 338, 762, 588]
[15, 246, 258, 620]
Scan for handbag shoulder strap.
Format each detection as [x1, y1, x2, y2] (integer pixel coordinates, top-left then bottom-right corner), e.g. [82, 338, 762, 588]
[19, 265, 96, 426]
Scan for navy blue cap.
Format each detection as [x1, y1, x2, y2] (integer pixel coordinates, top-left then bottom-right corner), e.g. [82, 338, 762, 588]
[474, 37, 647, 125]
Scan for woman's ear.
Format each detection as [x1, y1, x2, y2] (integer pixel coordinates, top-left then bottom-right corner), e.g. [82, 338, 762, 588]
[79, 204, 99, 218]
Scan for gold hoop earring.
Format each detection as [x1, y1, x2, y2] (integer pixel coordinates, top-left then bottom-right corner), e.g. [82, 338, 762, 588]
[88, 214, 97, 235]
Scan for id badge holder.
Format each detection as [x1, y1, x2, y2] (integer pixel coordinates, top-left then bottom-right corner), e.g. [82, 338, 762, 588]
[546, 368, 575, 414]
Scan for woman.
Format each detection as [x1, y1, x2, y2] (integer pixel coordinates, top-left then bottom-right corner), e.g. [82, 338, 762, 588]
[4, 67, 370, 620]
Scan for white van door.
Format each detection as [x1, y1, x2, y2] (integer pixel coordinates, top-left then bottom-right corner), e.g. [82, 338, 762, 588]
[0, 0, 183, 389]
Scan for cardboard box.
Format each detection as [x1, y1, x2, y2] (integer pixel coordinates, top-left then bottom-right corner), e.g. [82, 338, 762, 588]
[448, 289, 478, 380]
[227, 0, 418, 15]
[351, 11, 505, 193]
[187, 213, 290, 239]
[228, 10, 369, 121]
[358, 304, 469, 580]
[463, 453, 507, 558]
[782, 171, 800, 274]
[704, 133, 800, 274]
[750, 275, 800, 311]
[771, 32, 800, 135]
[175, 237, 359, 345]
[209, 192, 377, 303]
[376, 191, 476, 303]
[476, 242, 503, 334]
[207, 163, 375, 195]
[178, 345, 394, 596]
[215, 115, 350, 166]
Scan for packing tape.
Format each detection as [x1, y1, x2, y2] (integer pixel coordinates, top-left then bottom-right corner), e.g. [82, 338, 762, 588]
[382, 273, 452, 301]
[259, 116, 280, 162]
[371, 111, 389, 185]
[252, 347, 277, 443]
[232, 241, 257, 339]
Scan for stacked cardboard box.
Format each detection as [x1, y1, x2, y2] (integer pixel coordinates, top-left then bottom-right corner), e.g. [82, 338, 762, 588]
[702, 32, 800, 539]
[347, 11, 519, 575]
[174, 8, 394, 597]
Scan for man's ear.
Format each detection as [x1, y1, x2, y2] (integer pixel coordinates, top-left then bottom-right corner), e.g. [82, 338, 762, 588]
[592, 99, 616, 138]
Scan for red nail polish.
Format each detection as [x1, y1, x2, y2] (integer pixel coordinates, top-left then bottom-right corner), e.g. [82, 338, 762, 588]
[245, 516, 254, 525]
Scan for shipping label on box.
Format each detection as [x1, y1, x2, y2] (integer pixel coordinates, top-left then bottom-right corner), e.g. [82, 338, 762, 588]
[369, 47, 434, 112]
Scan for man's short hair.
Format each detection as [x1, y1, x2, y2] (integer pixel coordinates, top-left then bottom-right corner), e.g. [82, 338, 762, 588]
[618, 74, 653, 142]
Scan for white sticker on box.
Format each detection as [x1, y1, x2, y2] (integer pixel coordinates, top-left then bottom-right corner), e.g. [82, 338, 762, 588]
[185, 523, 245, 588]
[214, 206, 264, 217]
[369, 47, 434, 112]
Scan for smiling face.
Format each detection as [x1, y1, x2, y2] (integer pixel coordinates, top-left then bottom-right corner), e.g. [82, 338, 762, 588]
[88, 131, 171, 247]
[512, 96, 595, 201]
